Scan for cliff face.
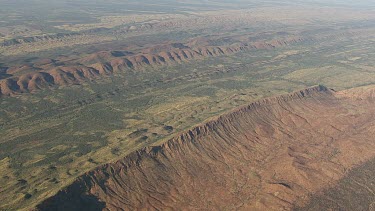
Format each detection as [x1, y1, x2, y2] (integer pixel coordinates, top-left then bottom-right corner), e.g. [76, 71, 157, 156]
[36, 85, 375, 210]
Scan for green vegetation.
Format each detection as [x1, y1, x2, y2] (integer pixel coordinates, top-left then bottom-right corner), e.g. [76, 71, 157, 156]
[0, 1, 374, 210]
[1, 32, 375, 209]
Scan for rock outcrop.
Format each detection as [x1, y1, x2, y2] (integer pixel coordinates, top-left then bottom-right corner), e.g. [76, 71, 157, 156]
[0, 36, 305, 96]
[36, 85, 375, 210]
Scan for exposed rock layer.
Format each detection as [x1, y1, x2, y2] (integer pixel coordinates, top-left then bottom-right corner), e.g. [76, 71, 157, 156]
[0, 36, 304, 96]
[36, 85, 375, 210]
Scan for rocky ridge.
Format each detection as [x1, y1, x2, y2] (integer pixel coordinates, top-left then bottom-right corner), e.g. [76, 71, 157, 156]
[36, 85, 375, 210]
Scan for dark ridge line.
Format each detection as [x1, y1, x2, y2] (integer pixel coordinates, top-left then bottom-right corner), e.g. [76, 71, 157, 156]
[0, 36, 306, 97]
[35, 85, 332, 210]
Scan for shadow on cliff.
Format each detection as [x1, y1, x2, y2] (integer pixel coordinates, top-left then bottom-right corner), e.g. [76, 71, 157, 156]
[35, 181, 105, 211]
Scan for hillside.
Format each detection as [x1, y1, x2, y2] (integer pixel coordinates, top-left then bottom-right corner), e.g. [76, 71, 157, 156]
[0, 36, 305, 96]
[36, 85, 375, 210]
[0, 1, 375, 210]
[2, 23, 373, 97]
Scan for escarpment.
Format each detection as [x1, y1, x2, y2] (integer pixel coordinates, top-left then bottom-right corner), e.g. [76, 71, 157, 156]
[0, 36, 305, 96]
[36, 85, 375, 211]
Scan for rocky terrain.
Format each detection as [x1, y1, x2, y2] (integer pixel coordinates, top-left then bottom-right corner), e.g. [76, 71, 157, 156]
[2, 23, 374, 97]
[36, 85, 375, 210]
[0, 36, 305, 96]
[1, 2, 375, 210]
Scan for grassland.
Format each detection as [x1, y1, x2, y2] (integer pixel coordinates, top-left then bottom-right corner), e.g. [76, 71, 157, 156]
[1, 4, 374, 57]
[0, 1, 375, 210]
[1, 28, 375, 209]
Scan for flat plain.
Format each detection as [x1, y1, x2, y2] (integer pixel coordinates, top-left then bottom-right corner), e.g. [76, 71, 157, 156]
[0, 1, 375, 210]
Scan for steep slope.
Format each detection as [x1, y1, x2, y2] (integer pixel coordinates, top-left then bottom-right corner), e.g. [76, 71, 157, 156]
[0, 36, 305, 96]
[36, 85, 375, 210]
[0, 66, 103, 95]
